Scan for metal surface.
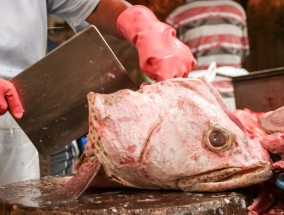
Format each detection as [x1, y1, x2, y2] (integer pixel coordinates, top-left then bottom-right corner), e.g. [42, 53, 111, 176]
[232, 67, 284, 112]
[10, 25, 137, 155]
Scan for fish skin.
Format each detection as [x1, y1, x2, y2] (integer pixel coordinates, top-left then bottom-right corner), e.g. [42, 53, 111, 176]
[259, 106, 284, 134]
[86, 77, 272, 191]
[44, 78, 272, 203]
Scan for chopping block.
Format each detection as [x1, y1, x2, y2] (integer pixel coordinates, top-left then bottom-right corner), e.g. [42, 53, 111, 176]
[0, 176, 249, 215]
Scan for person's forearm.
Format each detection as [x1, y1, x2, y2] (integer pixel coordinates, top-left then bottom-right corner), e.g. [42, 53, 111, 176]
[87, 2, 196, 81]
[86, 0, 132, 38]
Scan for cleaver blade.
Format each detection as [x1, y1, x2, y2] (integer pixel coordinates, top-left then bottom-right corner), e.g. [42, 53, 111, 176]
[10, 25, 137, 155]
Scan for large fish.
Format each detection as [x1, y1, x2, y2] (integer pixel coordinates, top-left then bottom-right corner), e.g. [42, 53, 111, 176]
[46, 78, 272, 202]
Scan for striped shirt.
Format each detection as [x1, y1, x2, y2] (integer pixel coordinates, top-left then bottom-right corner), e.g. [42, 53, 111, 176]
[166, 0, 249, 70]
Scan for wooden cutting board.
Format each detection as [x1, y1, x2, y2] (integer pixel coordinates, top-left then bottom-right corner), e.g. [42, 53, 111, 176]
[0, 176, 249, 215]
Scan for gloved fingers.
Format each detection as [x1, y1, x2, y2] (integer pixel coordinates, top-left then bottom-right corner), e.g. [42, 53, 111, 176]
[172, 62, 188, 79]
[0, 79, 24, 119]
[143, 57, 160, 81]
[144, 56, 192, 82]
[140, 38, 196, 82]
[5, 84, 24, 119]
[0, 95, 8, 117]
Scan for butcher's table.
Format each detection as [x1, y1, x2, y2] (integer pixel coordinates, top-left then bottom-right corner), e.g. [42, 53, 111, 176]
[0, 176, 252, 215]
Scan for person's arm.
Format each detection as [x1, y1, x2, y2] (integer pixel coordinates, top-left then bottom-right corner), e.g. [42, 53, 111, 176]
[86, 0, 131, 38]
[0, 78, 23, 119]
[86, 0, 196, 82]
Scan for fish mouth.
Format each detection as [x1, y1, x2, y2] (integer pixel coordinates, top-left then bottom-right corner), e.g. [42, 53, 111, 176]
[177, 166, 272, 192]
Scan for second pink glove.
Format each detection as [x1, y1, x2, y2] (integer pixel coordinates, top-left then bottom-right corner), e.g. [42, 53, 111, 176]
[117, 5, 196, 82]
[0, 78, 23, 119]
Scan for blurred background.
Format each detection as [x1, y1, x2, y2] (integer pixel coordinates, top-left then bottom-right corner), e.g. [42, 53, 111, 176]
[48, 0, 284, 81]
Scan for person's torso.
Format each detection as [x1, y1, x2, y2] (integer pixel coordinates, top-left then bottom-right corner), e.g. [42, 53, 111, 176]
[0, 0, 99, 79]
[166, 0, 249, 70]
[0, 0, 48, 79]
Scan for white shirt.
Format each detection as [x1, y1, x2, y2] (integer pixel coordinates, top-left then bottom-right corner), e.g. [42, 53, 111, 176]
[0, 0, 99, 185]
[0, 0, 99, 79]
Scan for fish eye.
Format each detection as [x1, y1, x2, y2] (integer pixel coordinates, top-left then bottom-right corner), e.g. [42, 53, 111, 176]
[209, 130, 227, 147]
[205, 122, 234, 152]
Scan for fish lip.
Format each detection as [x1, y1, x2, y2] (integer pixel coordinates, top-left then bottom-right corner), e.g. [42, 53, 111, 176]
[177, 166, 272, 192]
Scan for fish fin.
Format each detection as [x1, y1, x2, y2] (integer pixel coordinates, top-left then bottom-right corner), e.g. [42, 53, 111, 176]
[75, 151, 88, 170]
[41, 153, 101, 203]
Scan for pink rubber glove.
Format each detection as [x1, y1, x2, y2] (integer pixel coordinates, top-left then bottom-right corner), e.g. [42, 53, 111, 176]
[117, 5, 196, 82]
[0, 78, 23, 119]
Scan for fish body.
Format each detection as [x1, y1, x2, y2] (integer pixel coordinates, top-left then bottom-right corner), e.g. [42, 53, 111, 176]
[233, 107, 284, 214]
[259, 106, 284, 134]
[85, 78, 271, 192]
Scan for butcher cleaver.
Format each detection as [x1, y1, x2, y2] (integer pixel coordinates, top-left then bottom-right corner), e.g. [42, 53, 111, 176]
[10, 25, 137, 155]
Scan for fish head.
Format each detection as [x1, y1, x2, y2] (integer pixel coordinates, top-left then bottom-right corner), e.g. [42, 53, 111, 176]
[86, 78, 272, 191]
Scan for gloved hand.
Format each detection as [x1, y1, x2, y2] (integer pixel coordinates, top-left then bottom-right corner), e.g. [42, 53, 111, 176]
[0, 78, 23, 119]
[117, 5, 196, 82]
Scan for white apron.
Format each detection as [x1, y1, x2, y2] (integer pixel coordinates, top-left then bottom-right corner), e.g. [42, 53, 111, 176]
[0, 0, 99, 185]
[0, 112, 39, 185]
